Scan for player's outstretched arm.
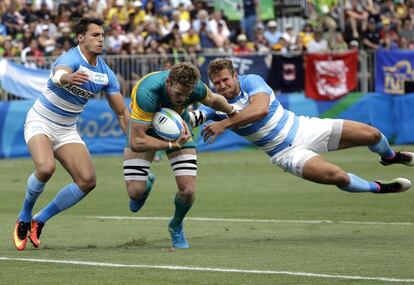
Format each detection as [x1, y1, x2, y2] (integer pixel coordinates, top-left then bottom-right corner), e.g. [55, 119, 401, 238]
[202, 93, 269, 144]
[200, 90, 236, 116]
[107, 93, 130, 135]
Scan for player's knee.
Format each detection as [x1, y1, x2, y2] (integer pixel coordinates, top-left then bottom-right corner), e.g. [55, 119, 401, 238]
[126, 182, 146, 200]
[36, 161, 56, 181]
[366, 127, 382, 144]
[177, 185, 195, 202]
[75, 174, 96, 192]
[328, 169, 349, 186]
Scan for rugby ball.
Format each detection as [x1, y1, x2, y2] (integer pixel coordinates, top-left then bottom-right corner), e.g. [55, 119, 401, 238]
[152, 108, 184, 141]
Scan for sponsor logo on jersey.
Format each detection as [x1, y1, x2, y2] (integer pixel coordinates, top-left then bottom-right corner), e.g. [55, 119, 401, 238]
[64, 84, 95, 99]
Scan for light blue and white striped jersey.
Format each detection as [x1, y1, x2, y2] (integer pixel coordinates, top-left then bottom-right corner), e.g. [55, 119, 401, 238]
[32, 46, 120, 126]
[203, 74, 299, 157]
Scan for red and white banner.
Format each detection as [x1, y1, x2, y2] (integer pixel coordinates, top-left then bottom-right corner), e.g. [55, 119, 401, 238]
[305, 51, 358, 100]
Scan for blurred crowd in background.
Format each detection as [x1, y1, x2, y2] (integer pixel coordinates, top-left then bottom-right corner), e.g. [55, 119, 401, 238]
[1, 0, 414, 63]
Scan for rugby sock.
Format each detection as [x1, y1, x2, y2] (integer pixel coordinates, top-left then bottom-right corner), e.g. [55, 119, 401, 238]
[368, 133, 395, 159]
[18, 173, 46, 223]
[33, 183, 86, 223]
[338, 173, 380, 193]
[169, 195, 193, 231]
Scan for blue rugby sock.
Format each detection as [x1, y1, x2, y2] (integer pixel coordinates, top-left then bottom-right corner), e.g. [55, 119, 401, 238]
[368, 133, 395, 159]
[18, 174, 46, 223]
[338, 173, 379, 193]
[33, 183, 86, 223]
[169, 195, 193, 231]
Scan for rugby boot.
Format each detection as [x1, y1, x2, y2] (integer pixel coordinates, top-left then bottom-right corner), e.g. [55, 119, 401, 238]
[29, 220, 44, 248]
[13, 221, 30, 251]
[380, 151, 414, 166]
[373, 178, 411, 194]
[168, 219, 189, 249]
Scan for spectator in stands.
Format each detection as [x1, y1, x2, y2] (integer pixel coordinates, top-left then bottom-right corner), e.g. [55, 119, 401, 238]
[21, 38, 45, 69]
[0, 37, 19, 57]
[20, 26, 34, 48]
[398, 18, 414, 44]
[37, 24, 56, 55]
[233, 33, 254, 55]
[306, 30, 329, 53]
[332, 32, 349, 51]
[192, 9, 209, 33]
[345, 0, 369, 39]
[281, 23, 297, 46]
[20, 0, 39, 24]
[107, 0, 130, 26]
[129, 1, 145, 26]
[168, 9, 190, 34]
[241, 0, 259, 42]
[210, 22, 230, 49]
[308, 0, 338, 46]
[349, 39, 360, 50]
[272, 35, 290, 54]
[263, 20, 281, 48]
[56, 25, 76, 49]
[106, 25, 129, 54]
[298, 22, 315, 49]
[208, 10, 231, 43]
[379, 18, 399, 49]
[182, 26, 201, 52]
[362, 17, 381, 50]
[2, 2, 25, 37]
[198, 21, 215, 50]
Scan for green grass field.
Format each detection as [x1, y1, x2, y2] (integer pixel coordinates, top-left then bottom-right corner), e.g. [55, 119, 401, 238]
[1, 147, 414, 284]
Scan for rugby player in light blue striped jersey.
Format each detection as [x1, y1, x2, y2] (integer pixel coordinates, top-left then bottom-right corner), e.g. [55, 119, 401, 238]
[13, 17, 129, 251]
[193, 58, 414, 195]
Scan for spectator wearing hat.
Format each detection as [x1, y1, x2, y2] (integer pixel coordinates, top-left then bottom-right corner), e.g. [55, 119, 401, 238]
[264, 20, 281, 47]
[56, 25, 76, 49]
[233, 33, 254, 54]
[281, 23, 297, 46]
[192, 9, 210, 33]
[107, 0, 130, 26]
[362, 17, 381, 50]
[128, 1, 146, 26]
[379, 18, 399, 45]
[37, 24, 56, 55]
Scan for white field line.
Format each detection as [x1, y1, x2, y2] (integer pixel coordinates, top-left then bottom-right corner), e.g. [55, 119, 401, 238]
[0, 257, 413, 283]
[87, 216, 414, 226]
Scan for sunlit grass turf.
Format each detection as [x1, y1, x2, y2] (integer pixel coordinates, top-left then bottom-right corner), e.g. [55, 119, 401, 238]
[1, 147, 414, 284]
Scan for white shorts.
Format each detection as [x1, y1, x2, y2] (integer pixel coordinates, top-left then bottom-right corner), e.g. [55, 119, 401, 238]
[24, 108, 84, 151]
[270, 116, 343, 177]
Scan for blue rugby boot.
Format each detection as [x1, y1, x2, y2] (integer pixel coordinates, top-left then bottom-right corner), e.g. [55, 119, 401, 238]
[129, 173, 156, 213]
[168, 220, 190, 249]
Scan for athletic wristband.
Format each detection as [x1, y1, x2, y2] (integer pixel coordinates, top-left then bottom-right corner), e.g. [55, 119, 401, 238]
[169, 141, 182, 149]
[52, 69, 68, 86]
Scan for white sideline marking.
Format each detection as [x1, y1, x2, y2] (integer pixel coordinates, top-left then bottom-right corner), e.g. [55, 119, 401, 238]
[88, 216, 414, 226]
[1, 257, 413, 283]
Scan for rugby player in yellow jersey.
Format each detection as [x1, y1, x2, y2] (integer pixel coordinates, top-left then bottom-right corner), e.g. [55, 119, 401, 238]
[123, 62, 236, 248]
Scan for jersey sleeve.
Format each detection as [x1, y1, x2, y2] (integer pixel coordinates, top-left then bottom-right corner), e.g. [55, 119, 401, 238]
[130, 84, 158, 124]
[52, 51, 79, 72]
[102, 67, 121, 95]
[242, 74, 272, 97]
